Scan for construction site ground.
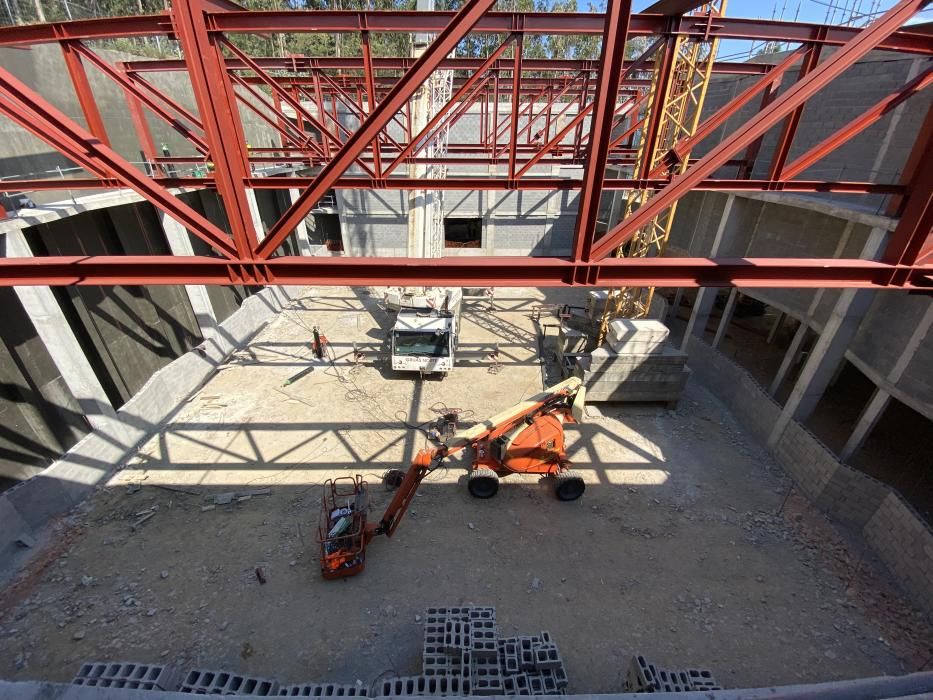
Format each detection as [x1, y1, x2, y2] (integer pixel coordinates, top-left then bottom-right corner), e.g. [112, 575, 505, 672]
[1, 287, 931, 692]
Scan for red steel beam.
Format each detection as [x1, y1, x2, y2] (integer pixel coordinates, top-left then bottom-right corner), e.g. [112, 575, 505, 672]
[171, 0, 259, 259]
[768, 38, 824, 181]
[0, 255, 927, 289]
[572, 0, 634, 263]
[882, 108, 933, 273]
[513, 102, 597, 178]
[651, 45, 808, 177]
[0, 177, 905, 194]
[507, 33, 524, 179]
[0, 64, 238, 258]
[783, 67, 933, 180]
[384, 36, 513, 176]
[0, 12, 928, 54]
[60, 41, 110, 147]
[202, 12, 933, 55]
[72, 44, 210, 155]
[254, 0, 499, 259]
[589, 0, 929, 262]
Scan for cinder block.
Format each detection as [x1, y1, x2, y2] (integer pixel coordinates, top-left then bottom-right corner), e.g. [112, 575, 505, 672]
[279, 683, 368, 697]
[179, 668, 279, 695]
[471, 657, 503, 696]
[72, 662, 179, 691]
[498, 639, 520, 675]
[532, 645, 561, 671]
[443, 620, 472, 653]
[518, 637, 536, 671]
[540, 666, 568, 690]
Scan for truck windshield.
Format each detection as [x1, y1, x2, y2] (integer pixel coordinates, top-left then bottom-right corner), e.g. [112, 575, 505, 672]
[394, 331, 450, 357]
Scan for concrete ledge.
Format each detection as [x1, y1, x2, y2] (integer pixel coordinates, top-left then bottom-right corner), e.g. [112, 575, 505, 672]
[688, 337, 933, 617]
[0, 286, 303, 568]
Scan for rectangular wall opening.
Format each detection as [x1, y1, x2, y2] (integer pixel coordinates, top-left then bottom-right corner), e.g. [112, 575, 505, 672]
[444, 217, 482, 249]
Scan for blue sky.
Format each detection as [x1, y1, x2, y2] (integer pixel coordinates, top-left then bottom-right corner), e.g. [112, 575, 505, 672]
[630, 0, 933, 26]
[625, 0, 933, 62]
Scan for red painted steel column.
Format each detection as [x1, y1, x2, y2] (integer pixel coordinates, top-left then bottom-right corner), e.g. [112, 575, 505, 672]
[172, 0, 259, 260]
[507, 31, 524, 180]
[61, 41, 111, 147]
[571, 0, 632, 262]
[882, 105, 933, 274]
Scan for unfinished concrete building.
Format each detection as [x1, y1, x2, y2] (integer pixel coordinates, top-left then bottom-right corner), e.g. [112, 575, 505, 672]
[0, 0, 932, 698]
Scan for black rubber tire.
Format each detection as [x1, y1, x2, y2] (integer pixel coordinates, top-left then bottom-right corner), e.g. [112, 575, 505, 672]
[468, 468, 500, 499]
[555, 470, 585, 501]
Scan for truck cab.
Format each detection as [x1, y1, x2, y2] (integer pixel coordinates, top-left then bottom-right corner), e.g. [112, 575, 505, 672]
[390, 288, 462, 375]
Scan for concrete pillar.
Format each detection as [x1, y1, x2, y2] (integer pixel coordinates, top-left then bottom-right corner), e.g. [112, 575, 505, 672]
[766, 311, 786, 344]
[767, 227, 887, 447]
[407, 10, 431, 258]
[768, 321, 808, 395]
[667, 289, 684, 324]
[839, 301, 933, 460]
[840, 388, 890, 462]
[246, 189, 266, 242]
[288, 188, 313, 256]
[160, 212, 219, 341]
[682, 195, 735, 350]
[4, 230, 119, 434]
[712, 289, 738, 349]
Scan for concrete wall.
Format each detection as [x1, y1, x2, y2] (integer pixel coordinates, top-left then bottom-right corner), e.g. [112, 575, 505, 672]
[688, 337, 933, 617]
[696, 50, 933, 211]
[23, 202, 204, 407]
[0, 285, 303, 571]
[669, 190, 933, 421]
[0, 43, 271, 187]
[0, 287, 88, 486]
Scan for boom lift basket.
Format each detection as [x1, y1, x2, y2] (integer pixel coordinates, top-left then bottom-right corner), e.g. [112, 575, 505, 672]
[318, 475, 370, 579]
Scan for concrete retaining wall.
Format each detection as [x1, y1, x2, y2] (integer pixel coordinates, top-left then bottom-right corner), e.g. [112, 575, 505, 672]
[0, 286, 303, 567]
[688, 337, 933, 617]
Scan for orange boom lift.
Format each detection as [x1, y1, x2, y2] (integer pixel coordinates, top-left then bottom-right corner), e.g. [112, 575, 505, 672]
[318, 377, 587, 578]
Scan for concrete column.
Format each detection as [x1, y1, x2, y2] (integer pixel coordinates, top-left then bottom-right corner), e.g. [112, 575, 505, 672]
[160, 212, 219, 341]
[682, 195, 736, 350]
[4, 230, 119, 434]
[768, 227, 887, 447]
[288, 188, 313, 256]
[667, 289, 684, 324]
[245, 189, 266, 242]
[768, 221, 856, 396]
[840, 388, 890, 462]
[839, 301, 933, 460]
[712, 289, 738, 349]
[768, 321, 808, 395]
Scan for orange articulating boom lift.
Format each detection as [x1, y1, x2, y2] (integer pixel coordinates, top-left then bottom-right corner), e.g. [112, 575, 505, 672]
[318, 377, 587, 578]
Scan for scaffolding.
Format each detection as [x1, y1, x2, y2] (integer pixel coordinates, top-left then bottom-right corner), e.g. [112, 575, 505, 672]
[598, 1, 727, 342]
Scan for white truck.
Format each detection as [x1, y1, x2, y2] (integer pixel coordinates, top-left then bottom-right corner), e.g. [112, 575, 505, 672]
[389, 288, 462, 375]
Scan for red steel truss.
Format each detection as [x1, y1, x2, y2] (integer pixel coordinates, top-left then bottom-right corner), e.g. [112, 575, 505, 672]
[0, 0, 930, 288]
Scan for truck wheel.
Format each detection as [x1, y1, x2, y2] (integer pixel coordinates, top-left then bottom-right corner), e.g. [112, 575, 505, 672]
[555, 470, 585, 501]
[468, 468, 499, 499]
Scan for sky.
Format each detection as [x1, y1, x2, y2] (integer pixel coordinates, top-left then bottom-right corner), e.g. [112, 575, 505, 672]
[630, 0, 933, 26]
[625, 0, 933, 62]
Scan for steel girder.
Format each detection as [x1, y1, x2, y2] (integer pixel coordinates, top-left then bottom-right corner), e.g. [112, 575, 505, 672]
[0, 2, 930, 288]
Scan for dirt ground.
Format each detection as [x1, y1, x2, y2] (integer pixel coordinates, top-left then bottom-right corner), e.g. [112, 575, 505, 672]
[1, 286, 931, 692]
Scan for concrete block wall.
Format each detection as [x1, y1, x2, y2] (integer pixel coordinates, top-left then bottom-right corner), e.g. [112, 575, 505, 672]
[0, 286, 303, 571]
[688, 337, 933, 616]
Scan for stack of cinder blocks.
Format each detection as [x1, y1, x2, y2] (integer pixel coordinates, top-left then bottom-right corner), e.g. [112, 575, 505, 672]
[71, 662, 180, 691]
[575, 319, 690, 406]
[380, 606, 570, 697]
[623, 655, 721, 694]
